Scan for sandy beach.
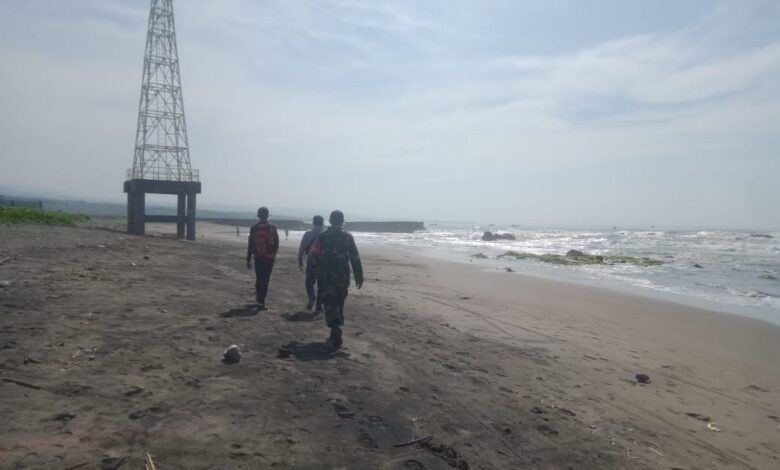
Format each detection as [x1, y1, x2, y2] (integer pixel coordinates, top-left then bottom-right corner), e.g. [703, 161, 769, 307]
[1, 221, 778, 469]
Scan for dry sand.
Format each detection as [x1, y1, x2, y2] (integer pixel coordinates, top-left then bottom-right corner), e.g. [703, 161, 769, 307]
[0, 221, 778, 469]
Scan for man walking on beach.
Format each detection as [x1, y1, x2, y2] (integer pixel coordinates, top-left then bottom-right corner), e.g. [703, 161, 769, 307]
[246, 207, 279, 310]
[298, 215, 325, 312]
[316, 210, 363, 349]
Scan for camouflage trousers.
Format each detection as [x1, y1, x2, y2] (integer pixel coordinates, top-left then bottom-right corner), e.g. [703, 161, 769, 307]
[320, 282, 348, 327]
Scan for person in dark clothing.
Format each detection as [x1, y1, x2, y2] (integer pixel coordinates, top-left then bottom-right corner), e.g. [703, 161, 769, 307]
[298, 215, 325, 312]
[316, 210, 363, 349]
[246, 207, 279, 310]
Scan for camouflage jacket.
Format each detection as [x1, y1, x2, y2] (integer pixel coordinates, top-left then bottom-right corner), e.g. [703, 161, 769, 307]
[316, 226, 363, 286]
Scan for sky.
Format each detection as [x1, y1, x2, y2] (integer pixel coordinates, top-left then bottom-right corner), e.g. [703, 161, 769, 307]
[1, 0, 779, 229]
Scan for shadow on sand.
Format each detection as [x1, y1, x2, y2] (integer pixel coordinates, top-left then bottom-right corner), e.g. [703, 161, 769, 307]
[281, 311, 322, 322]
[284, 341, 348, 361]
[219, 304, 259, 318]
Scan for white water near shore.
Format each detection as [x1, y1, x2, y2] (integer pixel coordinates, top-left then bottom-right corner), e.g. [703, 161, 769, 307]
[204, 222, 780, 325]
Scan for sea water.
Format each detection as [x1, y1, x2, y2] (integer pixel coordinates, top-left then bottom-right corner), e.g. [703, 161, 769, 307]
[348, 224, 780, 326]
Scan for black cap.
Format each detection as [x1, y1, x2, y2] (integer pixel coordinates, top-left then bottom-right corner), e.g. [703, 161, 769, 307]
[257, 207, 269, 219]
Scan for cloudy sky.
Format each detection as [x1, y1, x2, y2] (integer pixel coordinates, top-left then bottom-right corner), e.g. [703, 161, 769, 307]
[1, 0, 778, 228]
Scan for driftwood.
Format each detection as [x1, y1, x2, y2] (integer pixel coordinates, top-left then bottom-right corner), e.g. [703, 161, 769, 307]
[0, 257, 9, 265]
[145, 452, 157, 470]
[394, 435, 433, 448]
[2, 377, 42, 390]
[62, 463, 89, 470]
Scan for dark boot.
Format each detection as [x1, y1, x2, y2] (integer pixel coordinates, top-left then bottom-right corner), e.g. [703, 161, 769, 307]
[329, 326, 343, 349]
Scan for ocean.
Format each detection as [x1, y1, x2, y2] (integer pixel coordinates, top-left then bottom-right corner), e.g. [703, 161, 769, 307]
[347, 224, 780, 326]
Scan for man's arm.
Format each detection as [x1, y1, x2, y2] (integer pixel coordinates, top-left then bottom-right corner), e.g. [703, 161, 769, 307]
[246, 226, 254, 267]
[347, 234, 364, 288]
[271, 226, 280, 255]
[298, 231, 311, 266]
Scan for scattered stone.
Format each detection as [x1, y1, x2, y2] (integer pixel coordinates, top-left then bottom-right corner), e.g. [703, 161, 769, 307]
[566, 249, 585, 258]
[635, 373, 651, 384]
[470, 253, 488, 259]
[531, 406, 545, 414]
[223, 344, 241, 363]
[143, 255, 150, 260]
[124, 386, 144, 397]
[333, 403, 354, 419]
[536, 424, 559, 436]
[693, 263, 703, 269]
[0, 280, 12, 288]
[277, 345, 291, 359]
[504, 267, 514, 273]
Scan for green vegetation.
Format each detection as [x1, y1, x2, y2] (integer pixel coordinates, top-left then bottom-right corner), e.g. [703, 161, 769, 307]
[498, 250, 663, 267]
[0, 207, 90, 226]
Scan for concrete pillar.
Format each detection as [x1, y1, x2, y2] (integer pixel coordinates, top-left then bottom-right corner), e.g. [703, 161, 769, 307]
[186, 192, 196, 241]
[130, 192, 146, 235]
[127, 192, 135, 233]
[176, 193, 186, 239]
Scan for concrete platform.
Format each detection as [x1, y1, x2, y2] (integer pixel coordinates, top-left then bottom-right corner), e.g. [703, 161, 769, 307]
[123, 179, 202, 240]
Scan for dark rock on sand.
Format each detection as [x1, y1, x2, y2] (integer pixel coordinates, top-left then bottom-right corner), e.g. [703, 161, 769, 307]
[635, 373, 651, 384]
[223, 345, 241, 363]
[566, 250, 585, 258]
[693, 263, 703, 269]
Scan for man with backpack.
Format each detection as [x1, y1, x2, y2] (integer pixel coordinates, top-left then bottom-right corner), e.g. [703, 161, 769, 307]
[316, 210, 363, 349]
[297, 215, 325, 312]
[246, 207, 279, 310]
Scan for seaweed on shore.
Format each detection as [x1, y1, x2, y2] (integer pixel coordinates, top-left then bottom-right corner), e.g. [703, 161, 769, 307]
[497, 250, 663, 267]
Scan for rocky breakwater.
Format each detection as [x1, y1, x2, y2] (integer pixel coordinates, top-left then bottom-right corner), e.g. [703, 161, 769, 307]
[497, 249, 664, 267]
[482, 231, 517, 241]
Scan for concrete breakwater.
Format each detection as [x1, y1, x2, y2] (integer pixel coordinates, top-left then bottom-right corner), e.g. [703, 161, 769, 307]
[203, 217, 424, 233]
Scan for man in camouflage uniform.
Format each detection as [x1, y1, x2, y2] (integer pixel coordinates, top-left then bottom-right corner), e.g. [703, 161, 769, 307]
[316, 210, 363, 349]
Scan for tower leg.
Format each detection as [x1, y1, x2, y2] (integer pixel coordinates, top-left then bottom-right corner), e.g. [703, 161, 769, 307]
[186, 192, 197, 241]
[127, 192, 135, 234]
[177, 193, 186, 239]
[132, 192, 146, 235]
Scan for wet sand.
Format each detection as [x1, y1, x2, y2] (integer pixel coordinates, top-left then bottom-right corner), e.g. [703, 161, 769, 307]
[1, 221, 778, 469]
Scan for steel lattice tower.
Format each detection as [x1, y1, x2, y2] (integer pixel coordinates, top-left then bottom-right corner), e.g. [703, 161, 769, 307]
[124, 0, 201, 240]
[129, 0, 196, 181]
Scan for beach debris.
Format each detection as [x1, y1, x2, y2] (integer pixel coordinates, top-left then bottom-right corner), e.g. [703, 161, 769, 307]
[706, 422, 721, 432]
[504, 267, 514, 272]
[131, 262, 137, 267]
[648, 447, 664, 457]
[144, 452, 157, 470]
[277, 344, 291, 358]
[62, 462, 89, 470]
[2, 377, 42, 390]
[223, 344, 241, 363]
[685, 412, 711, 422]
[0, 256, 10, 265]
[635, 373, 651, 384]
[419, 440, 470, 469]
[143, 255, 150, 260]
[97, 245, 106, 248]
[0, 280, 12, 288]
[394, 434, 433, 448]
[693, 263, 703, 269]
[23, 356, 42, 365]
